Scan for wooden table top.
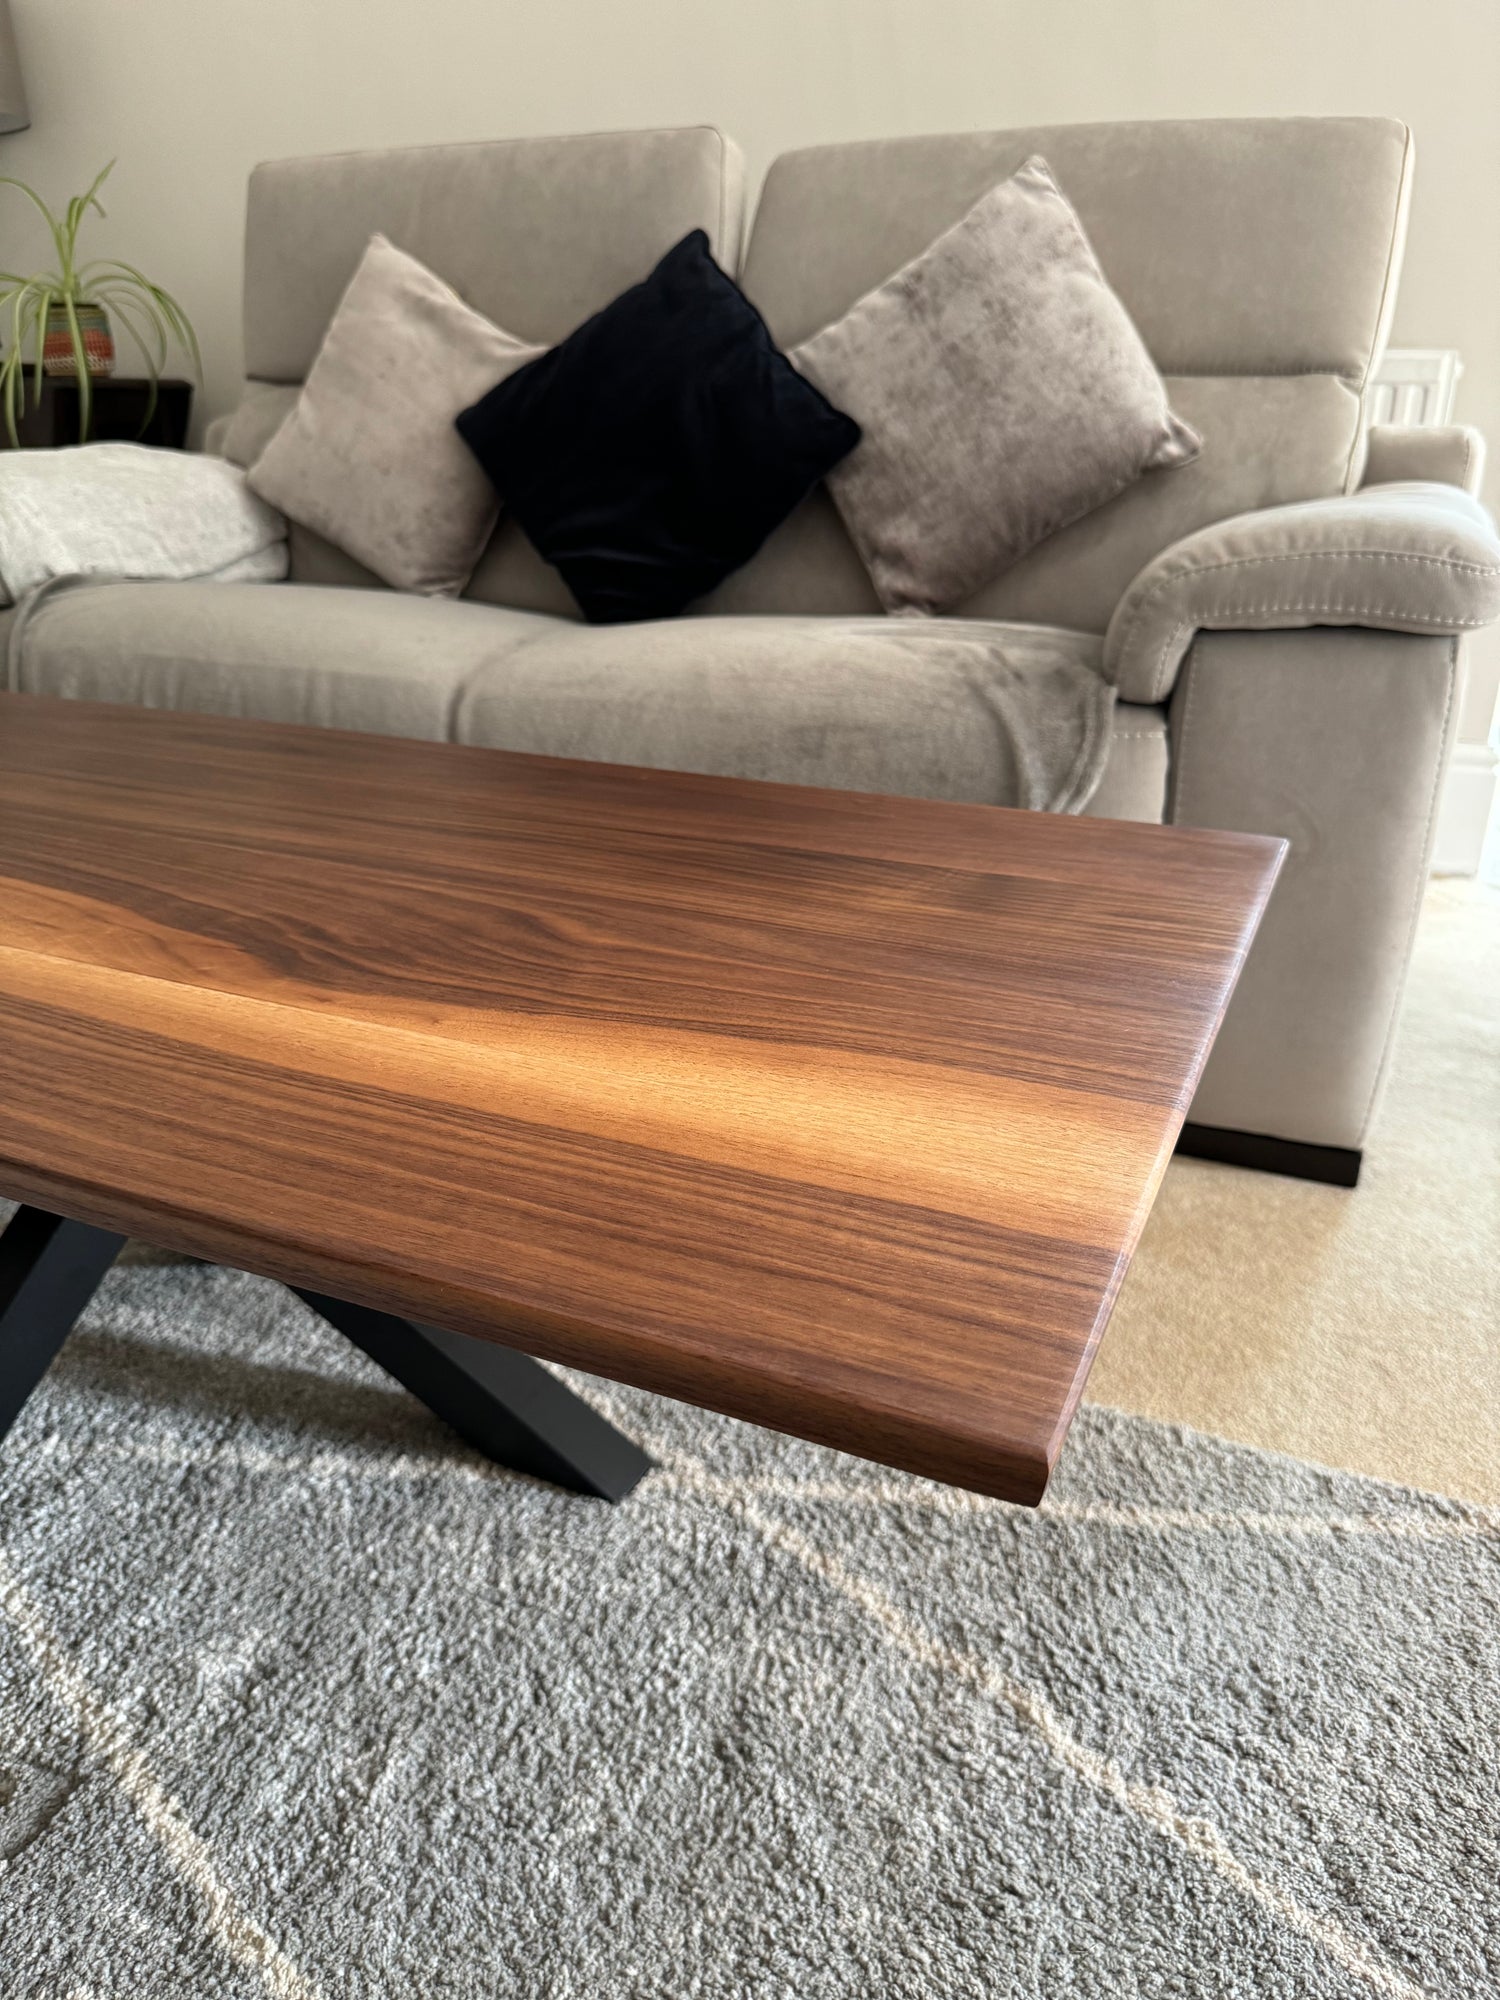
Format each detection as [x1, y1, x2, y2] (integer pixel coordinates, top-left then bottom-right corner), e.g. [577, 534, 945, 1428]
[0, 694, 1282, 1502]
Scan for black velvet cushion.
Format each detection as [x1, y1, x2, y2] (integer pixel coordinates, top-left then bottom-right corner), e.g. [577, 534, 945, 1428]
[454, 230, 861, 624]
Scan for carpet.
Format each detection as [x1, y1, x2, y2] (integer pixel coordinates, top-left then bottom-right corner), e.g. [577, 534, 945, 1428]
[1091, 877, 1500, 1504]
[1, 1258, 1496, 1999]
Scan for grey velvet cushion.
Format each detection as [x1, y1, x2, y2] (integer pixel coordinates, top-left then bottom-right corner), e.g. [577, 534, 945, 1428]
[247, 235, 542, 596]
[791, 156, 1200, 616]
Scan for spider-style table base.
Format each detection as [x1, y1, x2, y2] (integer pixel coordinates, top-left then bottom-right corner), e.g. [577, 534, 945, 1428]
[0, 1206, 652, 1502]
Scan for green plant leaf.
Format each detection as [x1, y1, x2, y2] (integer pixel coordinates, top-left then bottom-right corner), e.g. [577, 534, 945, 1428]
[94, 279, 177, 377]
[0, 175, 70, 275]
[62, 162, 113, 277]
[93, 293, 163, 436]
[97, 286, 166, 373]
[0, 345, 21, 447]
[1, 165, 197, 436]
[8, 284, 30, 384]
[80, 260, 201, 380]
[96, 286, 168, 429]
[59, 292, 92, 440]
[26, 284, 53, 417]
[0, 272, 53, 307]
[2, 279, 36, 443]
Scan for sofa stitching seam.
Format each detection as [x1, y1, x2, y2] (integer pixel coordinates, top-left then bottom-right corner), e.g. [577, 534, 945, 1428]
[1347, 123, 1414, 494]
[1371, 126, 1415, 369]
[1353, 633, 1457, 1141]
[1118, 546, 1500, 702]
[1168, 637, 1202, 830]
[1145, 601, 1491, 705]
[1164, 366, 1364, 382]
[724, 126, 736, 262]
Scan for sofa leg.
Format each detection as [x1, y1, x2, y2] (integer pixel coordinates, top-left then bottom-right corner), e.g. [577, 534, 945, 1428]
[1174, 1123, 1362, 1188]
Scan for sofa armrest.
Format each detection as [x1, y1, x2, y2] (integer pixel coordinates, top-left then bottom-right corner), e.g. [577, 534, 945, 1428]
[1104, 482, 1500, 704]
[1360, 423, 1486, 495]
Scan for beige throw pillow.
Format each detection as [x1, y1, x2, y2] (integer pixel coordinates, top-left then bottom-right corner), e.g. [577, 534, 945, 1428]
[248, 234, 542, 596]
[792, 156, 1201, 615]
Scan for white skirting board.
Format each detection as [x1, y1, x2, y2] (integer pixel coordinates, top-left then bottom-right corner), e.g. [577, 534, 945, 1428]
[1432, 742, 1499, 877]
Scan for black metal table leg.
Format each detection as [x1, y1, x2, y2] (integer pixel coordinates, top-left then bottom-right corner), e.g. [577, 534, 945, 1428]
[293, 1291, 653, 1501]
[0, 1203, 651, 1501]
[0, 1206, 127, 1443]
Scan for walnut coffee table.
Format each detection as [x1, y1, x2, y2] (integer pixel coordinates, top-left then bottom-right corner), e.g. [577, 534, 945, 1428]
[0, 695, 1282, 1505]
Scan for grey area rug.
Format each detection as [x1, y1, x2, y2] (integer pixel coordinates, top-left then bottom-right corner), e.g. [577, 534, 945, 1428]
[0, 1253, 1496, 2000]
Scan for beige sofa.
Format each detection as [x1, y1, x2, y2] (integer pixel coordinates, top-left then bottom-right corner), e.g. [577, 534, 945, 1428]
[10, 118, 1498, 1184]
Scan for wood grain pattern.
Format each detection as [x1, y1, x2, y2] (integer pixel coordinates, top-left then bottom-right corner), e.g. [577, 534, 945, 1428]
[0, 694, 1283, 1501]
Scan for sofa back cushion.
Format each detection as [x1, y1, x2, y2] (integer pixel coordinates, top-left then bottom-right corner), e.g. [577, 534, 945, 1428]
[708, 117, 1412, 632]
[233, 128, 745, 611]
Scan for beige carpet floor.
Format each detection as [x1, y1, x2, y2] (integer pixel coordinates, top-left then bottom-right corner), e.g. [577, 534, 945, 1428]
[1089, 876, 1500, 1505]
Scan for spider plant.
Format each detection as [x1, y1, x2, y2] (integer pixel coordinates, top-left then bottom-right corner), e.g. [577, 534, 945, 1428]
[0, 160, 201, 445]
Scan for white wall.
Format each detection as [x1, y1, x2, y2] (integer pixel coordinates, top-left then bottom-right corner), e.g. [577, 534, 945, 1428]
[5, 0, 1498, 737]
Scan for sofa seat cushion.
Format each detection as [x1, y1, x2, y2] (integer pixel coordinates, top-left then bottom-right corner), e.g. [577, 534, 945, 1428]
[454, 612, 1114, 812]
[7, 580, 557, 741]
[8, 585, 1129, 820]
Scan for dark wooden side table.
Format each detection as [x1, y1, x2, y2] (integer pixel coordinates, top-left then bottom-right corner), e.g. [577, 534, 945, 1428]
[0, 376, 193, 450]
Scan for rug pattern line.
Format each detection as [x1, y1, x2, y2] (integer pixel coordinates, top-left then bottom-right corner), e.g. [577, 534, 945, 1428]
[718, 1476, 1500, 1541]
[5, 1368, 1458, 2000]
[641, 1431, 1440, 2000]
[0, 1545, 327, 2000]
[33, 1412, 1500, 1542]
